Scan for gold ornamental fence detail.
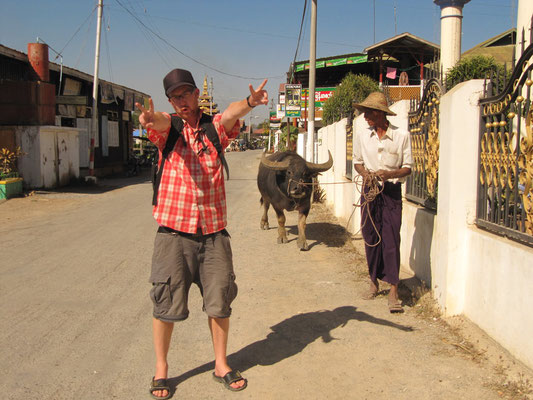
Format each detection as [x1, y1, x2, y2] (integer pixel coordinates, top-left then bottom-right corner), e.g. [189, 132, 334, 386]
[406, 78, 442, 210]
[477, 38, 533, 246]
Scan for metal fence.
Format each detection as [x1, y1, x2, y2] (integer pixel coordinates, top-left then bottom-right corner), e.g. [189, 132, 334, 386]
[406, 65, 443, 210]
[477, 28, 533, 246]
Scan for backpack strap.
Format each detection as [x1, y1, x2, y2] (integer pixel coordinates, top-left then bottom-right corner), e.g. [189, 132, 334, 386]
[152, 113, 230, 206]
[152, 116, 183, 206]
[198, 113, 230, 180]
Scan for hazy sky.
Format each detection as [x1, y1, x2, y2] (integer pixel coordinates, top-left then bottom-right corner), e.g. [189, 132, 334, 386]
[0, 0, 518, 122]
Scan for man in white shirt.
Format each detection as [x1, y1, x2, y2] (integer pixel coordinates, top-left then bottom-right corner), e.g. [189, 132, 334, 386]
[353, 92, 412, 313]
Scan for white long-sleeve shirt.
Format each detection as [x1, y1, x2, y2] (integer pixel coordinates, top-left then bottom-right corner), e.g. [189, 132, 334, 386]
[353, 123, 412, 183]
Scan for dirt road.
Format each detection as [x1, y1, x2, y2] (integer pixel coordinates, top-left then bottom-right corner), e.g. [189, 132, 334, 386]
[1, 150, 531, 399]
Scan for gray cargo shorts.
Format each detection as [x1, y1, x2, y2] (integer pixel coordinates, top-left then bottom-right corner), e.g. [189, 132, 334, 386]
[149, 226, 238, 322]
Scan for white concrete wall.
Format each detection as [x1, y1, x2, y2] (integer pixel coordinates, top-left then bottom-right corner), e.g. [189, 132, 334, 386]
[400, 204, 436, 286]
[432, 80, 485, 315]
[16, 126, 80, 189]
[465, 229, 533, 368]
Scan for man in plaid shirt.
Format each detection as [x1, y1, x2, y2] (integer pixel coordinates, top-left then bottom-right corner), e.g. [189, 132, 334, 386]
[136, 68, 268, 398]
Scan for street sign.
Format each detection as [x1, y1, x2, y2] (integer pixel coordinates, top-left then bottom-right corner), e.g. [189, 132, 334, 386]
[269, 111, 280, 122]
[285, 84, 302, 118]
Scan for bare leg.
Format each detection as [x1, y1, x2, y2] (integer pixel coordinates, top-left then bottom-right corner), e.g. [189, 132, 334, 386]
[389, 283, 399, 302]
[208, 317, 245, 390]
[388, 283, 403, 312]
[152, 318, 174, 398]
[362, 279, 379, 300]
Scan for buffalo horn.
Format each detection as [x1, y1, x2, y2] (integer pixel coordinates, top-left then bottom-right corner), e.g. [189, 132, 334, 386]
[306, 151, 333, 173]
[260, 151, 290, 171]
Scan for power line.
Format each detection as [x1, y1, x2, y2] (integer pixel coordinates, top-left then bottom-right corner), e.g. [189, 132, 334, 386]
[118, 1, 174, 69]
[74, 9, 96, 69]
[113, 0, 282, 80]
[102, 9, 114, 83]
[57, 5, 97, 60]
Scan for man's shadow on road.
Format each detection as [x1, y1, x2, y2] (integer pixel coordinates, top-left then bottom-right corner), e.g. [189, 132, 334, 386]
[168, 306, 413, 388]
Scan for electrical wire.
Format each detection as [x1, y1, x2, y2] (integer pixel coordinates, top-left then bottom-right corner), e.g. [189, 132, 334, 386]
[74, 9, 96, 69]
[120, 0, 174, 69]
[102, 9, 114, 83]
[57, 5, 97, 60]
[113, 0, 282, 80]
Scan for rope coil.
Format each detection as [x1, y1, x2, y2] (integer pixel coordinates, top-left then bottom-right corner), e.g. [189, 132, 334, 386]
[349, 172, 384, 247]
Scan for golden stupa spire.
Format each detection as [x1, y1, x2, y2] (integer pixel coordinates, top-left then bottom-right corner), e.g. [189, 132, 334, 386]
[198, 75, 219, 116]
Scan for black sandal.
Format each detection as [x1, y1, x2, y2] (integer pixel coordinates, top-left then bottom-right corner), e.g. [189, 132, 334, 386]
[149, 377, 171, 399]
[212, 370, 248, 392]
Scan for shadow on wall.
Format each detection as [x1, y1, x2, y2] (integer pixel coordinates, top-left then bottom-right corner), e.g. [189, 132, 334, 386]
[408, 207, 435, 287]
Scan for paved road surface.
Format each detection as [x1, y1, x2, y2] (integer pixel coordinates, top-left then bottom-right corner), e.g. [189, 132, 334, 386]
[0, 149, 519, 399]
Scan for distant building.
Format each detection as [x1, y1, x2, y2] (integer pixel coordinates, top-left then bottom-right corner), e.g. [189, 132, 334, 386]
[461, 28, 516, 69]
[287, 32, 440, 126]
[0, 43, 150, 187]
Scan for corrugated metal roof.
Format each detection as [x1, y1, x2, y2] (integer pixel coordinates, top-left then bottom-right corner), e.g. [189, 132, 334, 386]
[0, 43, 150, 98]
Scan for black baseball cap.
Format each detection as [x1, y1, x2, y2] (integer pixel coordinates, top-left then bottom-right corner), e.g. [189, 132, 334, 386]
[163, 68, 197, 98]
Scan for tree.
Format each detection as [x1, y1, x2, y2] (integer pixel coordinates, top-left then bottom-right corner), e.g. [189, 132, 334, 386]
[278, 123, 299, 152]
[446, 55, 511, 92]
[322, 73, 380, 125]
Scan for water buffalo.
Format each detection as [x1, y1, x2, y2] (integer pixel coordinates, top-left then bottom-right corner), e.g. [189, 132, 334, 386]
[257, 150, 333, 250]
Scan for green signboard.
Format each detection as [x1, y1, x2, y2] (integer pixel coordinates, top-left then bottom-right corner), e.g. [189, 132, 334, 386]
[295, 54, 368, 72]
[301, 87, 336, 108]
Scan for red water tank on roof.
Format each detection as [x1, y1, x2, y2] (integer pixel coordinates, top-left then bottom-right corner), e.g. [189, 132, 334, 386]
[27, 43, 50, 82]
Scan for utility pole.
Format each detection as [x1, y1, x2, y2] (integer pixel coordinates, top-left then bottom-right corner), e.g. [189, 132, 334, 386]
[88, 0, 103, 181]
[268, 98, 273, 152]
[307, 0, 317, 162]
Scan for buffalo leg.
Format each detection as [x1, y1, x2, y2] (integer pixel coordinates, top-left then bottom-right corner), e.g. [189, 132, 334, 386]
[297, 212, 309, 251]
[260, 198, 270, 230]
[274, 208, 288, 244]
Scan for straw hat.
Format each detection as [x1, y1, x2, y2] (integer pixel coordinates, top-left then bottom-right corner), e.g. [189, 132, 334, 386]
[353, 92, 396, 116]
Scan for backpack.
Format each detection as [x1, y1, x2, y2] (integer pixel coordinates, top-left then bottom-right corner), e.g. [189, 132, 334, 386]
[152, 113, 229, 206]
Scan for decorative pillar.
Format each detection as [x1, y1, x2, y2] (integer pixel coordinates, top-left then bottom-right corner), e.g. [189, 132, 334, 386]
[434, 0, 470, 75]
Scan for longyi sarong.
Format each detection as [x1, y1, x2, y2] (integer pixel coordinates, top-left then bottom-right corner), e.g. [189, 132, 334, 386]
[361, 182, 403, 285]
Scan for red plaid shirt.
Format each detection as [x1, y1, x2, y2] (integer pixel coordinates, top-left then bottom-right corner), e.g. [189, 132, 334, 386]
[147, 112, 240, 234]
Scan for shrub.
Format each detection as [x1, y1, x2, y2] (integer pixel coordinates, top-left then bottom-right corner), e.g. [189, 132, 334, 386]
[446, 55, 511, 92]
[322, 73, 380, 125]
[0, 147, 24, 179]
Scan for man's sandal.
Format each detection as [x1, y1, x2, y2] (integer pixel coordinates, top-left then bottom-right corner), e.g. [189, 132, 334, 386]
[388, 299, 404, 313]
[149, 377, 171, 400]
[212, 370, 248, 392]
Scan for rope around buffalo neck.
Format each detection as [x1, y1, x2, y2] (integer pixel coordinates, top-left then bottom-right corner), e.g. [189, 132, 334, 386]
[286, 174, 383, 247]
